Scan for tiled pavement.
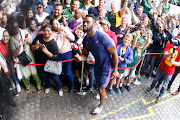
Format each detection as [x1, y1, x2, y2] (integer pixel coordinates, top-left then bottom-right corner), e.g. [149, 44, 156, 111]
[3, 74, 180, 120]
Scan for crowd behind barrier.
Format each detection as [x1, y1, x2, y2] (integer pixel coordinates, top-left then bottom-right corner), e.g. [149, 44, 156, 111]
[0, 0, 180, 117]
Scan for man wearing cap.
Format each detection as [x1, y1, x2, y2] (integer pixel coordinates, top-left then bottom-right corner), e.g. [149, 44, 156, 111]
[100, 19, 117, 46]
[35, 4, 49, 25]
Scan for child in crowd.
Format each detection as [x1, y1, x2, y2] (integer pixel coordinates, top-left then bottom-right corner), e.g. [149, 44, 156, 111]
[71, 25, 84, 83]
[109, 34, 134, 94]
[85, 51, 95, 92]
[97, 8, 108, 21]
[124, 31, 151, 91]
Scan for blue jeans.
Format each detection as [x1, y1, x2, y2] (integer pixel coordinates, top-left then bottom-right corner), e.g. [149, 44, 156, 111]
[143, 54, 156, 77]
[37, 66, 62, 90]
[150, 67, 172, 97]
[58, 51, 74, 83]
[86, 63, 95, 89]
[10, 73, 19, 85]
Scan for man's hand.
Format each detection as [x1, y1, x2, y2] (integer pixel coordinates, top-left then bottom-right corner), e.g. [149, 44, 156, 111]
[74, 53, 82, 62]
[111, 70, 119, 80]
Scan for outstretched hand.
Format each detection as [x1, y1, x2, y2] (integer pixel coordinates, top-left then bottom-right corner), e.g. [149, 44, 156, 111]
[74, 53, 82, 62]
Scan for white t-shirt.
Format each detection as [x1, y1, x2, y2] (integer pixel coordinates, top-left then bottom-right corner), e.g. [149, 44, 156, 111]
[35, 12, 49, 24]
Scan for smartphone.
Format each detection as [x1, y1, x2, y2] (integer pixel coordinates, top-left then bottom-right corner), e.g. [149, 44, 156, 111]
[38, 43, 44, 48]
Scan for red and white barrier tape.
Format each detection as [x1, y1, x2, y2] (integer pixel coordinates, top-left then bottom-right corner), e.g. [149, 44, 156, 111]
[13, 52, 164, 70]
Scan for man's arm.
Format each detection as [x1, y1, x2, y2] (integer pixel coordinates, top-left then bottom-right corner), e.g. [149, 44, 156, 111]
[106, 45, 119, 78]
[163, 51, 174, 58]
[171, 60, 180, 67]
[121, 0, 128, 14]
[74, 48, 89, 62]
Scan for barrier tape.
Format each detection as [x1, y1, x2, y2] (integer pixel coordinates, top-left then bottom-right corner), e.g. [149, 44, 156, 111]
[13, 52, 164, 70]
[13, 58, 75, 66]
[118, 57, 143, 70]
[146, 53, 164, 55]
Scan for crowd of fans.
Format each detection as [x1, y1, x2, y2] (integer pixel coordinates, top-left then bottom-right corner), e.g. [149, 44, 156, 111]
[0, 0, 180, 112]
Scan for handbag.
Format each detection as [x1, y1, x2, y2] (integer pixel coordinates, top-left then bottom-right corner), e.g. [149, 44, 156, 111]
[17, 32, 32, 66]
[17, 51, 32, 66]
[44, 60, 62, 75]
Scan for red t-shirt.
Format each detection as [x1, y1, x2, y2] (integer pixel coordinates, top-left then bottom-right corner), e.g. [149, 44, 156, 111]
[0, 42, 7, 59]
[106, 30, 118, 46]
[159, 41, 180, 75]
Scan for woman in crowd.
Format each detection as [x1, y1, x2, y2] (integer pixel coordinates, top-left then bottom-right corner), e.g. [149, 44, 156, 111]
[9, 20, 41, 93]
[31, 24, 63, 96]
[0, 30, 20, 94]
[50, 19, 75, 93]
[26, 17, 39, 40]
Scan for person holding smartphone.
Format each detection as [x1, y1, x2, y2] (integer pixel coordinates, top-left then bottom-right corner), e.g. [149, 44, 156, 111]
[31, 24, 63, 96]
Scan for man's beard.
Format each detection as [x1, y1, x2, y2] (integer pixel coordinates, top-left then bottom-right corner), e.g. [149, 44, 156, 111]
[83, 25, 93, 33]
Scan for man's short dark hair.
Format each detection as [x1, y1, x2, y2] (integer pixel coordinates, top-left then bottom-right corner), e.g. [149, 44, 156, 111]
[85, 14, 97, 23]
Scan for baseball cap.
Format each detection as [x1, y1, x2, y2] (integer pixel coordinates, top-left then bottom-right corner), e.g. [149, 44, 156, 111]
[137, 37, 146, 45]
[38, 4, 43, 8]
[99, 19, 111, 28]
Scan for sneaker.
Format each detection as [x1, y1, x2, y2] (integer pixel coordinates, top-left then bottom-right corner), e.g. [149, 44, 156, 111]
[155, 86, 160, 92]
[16, 84, 21, 93]
[147, 76, 151, 80]
[152, 70, 156, 76]
[145, 87, 152, 94]
[45, 88, 50, 94]
[109, 88, 115, 94]
[89, 88, 94, 93]
[125, 85, 131, 91]
[116, 88, 121, 94]
[141, 73, 146, 78]
[59, 90, 63, 96]
[9, 87, 13, 91]
[86, 79, 89, 86]
[155, 96, 161, 103]
[119, 87, 124, 93]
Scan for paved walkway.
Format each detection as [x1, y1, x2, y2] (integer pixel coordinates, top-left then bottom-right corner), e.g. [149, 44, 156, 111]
[3, 74, 180, 120]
